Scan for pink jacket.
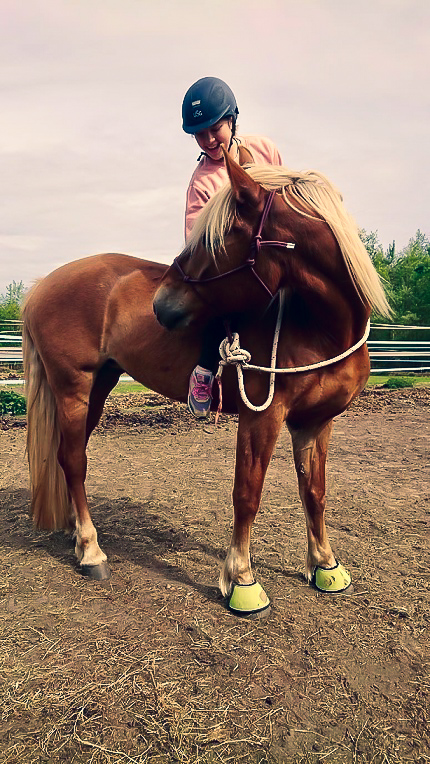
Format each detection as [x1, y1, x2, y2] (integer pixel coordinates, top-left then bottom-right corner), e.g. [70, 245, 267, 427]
[185, 134, 283, 241]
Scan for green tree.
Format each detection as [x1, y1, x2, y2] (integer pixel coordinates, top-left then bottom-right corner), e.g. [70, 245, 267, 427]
[358, 228, 383, 260]
[0, 281, 26, 330]
[2, 280, 26, 303]
[390, 231, 430, 325]
[359, 229, 395, 321]
[359, 228, 430, 327]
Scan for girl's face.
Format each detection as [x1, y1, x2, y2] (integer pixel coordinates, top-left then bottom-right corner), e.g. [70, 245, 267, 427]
[194, 117, 233, 161]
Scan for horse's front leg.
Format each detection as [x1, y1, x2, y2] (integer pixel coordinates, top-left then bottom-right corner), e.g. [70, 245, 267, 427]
[289, 421, 351, 592]
[220, 404, 285, 598]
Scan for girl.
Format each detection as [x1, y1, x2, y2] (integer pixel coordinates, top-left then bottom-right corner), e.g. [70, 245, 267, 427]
[182, 76, 283, 417]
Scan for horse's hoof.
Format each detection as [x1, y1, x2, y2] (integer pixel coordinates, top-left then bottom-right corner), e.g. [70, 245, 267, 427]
[311, 560, 352, 593]
[80, 562, 111, 580]
[227, 581, 271, 618]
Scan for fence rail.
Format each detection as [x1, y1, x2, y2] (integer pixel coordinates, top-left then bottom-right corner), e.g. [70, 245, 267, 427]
[1, 322, 430, 374]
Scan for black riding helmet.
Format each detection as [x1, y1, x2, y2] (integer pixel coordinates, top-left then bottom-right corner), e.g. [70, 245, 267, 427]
[182, 77, 239, 134]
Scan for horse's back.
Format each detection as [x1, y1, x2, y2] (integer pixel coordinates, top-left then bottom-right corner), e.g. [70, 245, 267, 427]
[25, 254, 166, 310]
[22, 253, 167, 368]
[24, 254, 164, 331]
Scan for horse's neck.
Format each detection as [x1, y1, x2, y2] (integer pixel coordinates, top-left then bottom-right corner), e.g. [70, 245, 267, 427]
[287, 272, 362, 345]
[276, 228, 368, 346]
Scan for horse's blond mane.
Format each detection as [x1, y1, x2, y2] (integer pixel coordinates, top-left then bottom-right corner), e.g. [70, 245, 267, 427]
[186, 164, 391, 317]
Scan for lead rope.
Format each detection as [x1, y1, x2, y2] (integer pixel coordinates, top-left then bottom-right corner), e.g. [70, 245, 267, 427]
[215, 300, 370, 420]
[215, 292, 286, 421]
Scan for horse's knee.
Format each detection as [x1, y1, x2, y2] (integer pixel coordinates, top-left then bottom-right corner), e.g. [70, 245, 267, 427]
[303, 482, 326, 510]
[232, 488, 260, 518]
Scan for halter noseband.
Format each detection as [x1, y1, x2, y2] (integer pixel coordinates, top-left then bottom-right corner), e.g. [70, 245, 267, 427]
[172, 189, 295, 301]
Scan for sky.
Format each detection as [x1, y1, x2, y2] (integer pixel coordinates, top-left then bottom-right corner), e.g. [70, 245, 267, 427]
[1, 0, 429, 290]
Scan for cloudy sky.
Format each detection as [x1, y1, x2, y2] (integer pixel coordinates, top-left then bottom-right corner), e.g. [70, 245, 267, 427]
[1, 0, 429, 290]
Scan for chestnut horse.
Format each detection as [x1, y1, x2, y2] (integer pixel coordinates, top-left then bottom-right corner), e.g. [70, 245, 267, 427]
[22, 149, 389, 610]
[154, 150, 390, 602]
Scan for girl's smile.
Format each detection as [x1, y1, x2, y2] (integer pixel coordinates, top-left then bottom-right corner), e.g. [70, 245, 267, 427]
[195, 117, 233, 160]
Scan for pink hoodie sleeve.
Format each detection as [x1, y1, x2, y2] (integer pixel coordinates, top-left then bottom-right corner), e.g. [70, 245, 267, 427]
[185, 182, 210, 242]
[267, 138, 282, 166]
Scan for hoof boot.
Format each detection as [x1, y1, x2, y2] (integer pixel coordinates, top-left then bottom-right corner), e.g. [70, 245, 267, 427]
[311, 561, 352, 593]
[227, 581, 270, 618]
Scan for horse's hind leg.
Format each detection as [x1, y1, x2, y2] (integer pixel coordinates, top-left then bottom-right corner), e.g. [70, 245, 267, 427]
[289, 422, 337, 582]
[54, 374, 110, 577]
[86, 361, 122, 442]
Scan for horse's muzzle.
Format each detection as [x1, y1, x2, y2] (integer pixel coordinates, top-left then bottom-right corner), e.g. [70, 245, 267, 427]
[153, 286, 190, 330]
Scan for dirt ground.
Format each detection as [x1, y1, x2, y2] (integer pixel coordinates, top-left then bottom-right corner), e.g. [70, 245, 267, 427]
[0, 388, 429, 764]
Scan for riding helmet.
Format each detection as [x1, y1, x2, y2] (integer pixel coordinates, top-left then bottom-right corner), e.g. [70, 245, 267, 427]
[182, 77, 239, 134]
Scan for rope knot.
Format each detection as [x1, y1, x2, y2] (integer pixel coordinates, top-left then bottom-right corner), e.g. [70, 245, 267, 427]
[218, 333, 251, 369]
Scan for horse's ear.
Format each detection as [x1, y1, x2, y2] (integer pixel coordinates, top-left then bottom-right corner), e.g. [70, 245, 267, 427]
[238, 145, 254, 166]
[222, 145, 263, 208]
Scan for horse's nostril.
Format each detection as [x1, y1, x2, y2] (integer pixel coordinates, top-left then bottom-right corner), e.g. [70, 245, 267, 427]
[153, 293, 187, 330]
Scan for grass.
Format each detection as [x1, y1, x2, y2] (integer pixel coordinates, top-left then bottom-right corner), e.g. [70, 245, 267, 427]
[2, 375, 430, 400]
[0, 379, 149, 395]
[111, 380, 149, 395]
[99, 376, 430, 393]
[89, 376, 430, 393]
[367, 374, 430, 387]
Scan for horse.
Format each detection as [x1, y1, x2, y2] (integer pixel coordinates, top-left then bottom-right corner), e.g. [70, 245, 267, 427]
[153, 148, 390, 610]
[21, 147, 389, 615]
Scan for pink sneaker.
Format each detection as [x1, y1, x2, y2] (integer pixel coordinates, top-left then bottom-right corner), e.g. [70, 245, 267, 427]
[188, 365, 214, 419]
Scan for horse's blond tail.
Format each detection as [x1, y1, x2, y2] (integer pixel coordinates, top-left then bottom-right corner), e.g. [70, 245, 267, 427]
[22, 320, 71, 530]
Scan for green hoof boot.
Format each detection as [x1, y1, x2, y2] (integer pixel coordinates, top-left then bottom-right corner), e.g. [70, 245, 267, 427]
[311, 560, 352, 593]
[227, 581, 271, 617]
